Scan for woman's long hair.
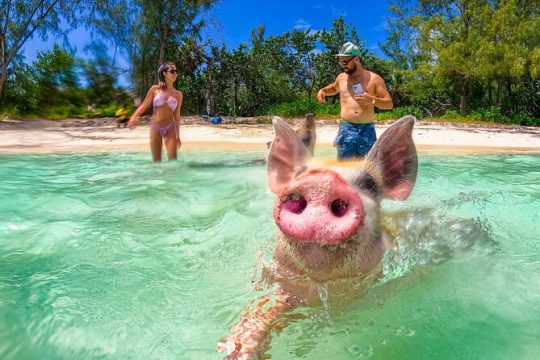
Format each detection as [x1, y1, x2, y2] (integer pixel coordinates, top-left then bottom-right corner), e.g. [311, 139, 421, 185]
[157, 62, 176, 90]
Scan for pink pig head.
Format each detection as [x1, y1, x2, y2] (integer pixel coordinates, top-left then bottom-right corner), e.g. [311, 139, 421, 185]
[267, 116, 418, 283]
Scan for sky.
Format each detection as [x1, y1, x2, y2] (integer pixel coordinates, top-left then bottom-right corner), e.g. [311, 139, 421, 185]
[22, 0, 392, 86]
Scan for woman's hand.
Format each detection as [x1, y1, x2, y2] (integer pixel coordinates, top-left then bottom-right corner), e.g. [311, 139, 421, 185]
[176, 137, 182, 149]
[127, 118, 137, 129]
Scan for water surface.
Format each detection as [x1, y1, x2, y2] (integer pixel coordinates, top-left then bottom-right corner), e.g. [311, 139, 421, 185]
[0, 151, 539, 359]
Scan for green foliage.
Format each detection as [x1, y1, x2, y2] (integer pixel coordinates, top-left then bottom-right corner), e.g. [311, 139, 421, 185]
[383, 0, 539, 118]
[45, 104, 84, 120]
[82, 41, 120, 106]
[442, 110, 463, 119]
[510, 114, 539, 127]
[0, 0, 87, 99]
[34, 45, 80, 109]
[469, 107, 508, 122]
[440, 108, 538, 126]
[375, 106, 423, 120]
[264, 98, 340, 117]
[1, 61, 40, 115]
[315, 16, 364, 91]
[1, 5, 539, 128]
[92, 0, 218, 98]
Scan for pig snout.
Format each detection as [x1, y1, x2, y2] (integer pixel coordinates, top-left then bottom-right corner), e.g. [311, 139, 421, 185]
[273, 170, 365, 245]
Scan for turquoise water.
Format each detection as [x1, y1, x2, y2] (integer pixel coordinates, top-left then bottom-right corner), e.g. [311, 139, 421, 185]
[0, 151, 539, 360]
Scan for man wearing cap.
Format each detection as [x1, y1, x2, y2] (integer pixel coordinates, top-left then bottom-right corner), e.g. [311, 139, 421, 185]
[317, 42, 393, 159]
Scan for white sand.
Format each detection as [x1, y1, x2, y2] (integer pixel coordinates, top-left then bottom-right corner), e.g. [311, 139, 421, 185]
[0, 120, 539, 154]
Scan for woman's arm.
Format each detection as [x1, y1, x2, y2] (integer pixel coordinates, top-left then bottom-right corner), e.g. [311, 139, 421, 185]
[128, 86, 157, 128]
[174, 90, 183, 148]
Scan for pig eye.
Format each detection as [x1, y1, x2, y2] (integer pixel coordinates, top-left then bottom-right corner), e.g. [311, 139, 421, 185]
[282, 194, 308, 214]
[352, 172, 381, 197]
[330, 199, 348, 217]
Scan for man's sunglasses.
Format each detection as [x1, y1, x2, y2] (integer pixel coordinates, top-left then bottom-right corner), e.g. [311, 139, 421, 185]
[167, 69, 178, 74]
[338, 57, 355, 67]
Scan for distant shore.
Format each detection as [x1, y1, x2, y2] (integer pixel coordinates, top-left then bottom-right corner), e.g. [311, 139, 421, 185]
[0, 116, 539, 155]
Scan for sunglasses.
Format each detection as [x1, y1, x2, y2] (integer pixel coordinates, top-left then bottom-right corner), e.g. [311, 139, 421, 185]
[338, 57, 355, 67]
[167, 69, 178, 74]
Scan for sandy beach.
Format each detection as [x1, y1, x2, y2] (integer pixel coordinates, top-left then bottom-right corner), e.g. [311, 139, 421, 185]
[0, 116, 539, 155]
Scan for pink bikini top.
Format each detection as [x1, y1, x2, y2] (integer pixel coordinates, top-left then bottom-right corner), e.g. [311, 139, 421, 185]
[153, 91, 178, 111]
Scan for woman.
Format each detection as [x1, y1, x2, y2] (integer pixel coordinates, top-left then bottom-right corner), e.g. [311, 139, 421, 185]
[128, 62, 183, 161]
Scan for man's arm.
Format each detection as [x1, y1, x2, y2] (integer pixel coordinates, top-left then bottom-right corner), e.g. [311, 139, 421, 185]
[317, 78, 340, 104]
[372, 74, 393, 110]
[352, 74, 393, 110]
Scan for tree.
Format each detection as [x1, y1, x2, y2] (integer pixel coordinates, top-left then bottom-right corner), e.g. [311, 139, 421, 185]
[92, 0, 218, 97]
[383, 0, 539, 116]
[33, 44, 79, 110]
[0, 59, 40, 114]
[315, 16, 365, 91]
[0, 0, 83, 100]
[82, 41, 121, 106]
[475, 0, 540, 108]
[261, 29, 319, 98]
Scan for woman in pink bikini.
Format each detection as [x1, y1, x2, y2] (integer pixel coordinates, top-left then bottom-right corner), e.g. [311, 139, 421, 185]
[128, 62, 183, 161]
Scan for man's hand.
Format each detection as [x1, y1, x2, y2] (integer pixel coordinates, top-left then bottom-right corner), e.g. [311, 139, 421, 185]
[127, 119, 137, 129]
[316, 89, 327, 104]
[353, 93, 375, 106]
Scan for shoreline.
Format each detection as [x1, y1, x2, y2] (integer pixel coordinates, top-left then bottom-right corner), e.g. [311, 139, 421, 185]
[0, 117, 539, 155]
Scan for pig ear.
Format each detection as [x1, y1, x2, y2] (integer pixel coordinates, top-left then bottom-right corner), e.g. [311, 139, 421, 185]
[365, 115, 418, 200]
[295, 113, 316, 156]
[267, 117, 310, 193]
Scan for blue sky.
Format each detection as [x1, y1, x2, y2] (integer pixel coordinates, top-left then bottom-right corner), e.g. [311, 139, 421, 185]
[23, 0, 391, 83]
[206, 0, 390, 54]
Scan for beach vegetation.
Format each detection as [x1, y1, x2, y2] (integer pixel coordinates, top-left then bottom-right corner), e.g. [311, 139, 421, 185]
[0, 0, 538, 127]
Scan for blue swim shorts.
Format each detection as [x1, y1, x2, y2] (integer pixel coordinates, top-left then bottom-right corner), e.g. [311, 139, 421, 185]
[334, 121, 377, 160]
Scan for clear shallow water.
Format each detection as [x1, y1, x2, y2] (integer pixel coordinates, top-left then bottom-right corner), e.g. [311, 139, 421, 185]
[0, 151, 539, 360]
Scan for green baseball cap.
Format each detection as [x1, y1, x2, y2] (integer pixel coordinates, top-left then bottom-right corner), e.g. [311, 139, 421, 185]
[335, 42, 361, 57]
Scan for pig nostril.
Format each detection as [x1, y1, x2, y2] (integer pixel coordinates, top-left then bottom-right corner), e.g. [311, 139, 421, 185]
[282, 194, 307, 214]
[330, 199, 348, 217]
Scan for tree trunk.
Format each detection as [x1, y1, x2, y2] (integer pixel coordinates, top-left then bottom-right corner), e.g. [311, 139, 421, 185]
[307, 74, 315, 99]
[505, 80, 512, 97]
[205, 60, 214, 116]
[459, 76, 469, 114]
[158, 39, 165, 65]
[496, 80, 503, 107]
[488, 80, 492, 105]
[0, 62, 7, 101]
[233, 79, 238, 116]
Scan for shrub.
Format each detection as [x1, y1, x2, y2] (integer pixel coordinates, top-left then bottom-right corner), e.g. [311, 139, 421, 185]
[264, 98, 340, 117]
[375, 106, 423, 120]
[468, 107, 509, 123]
[510, 113, 539, 127]
[442, 110, 462, 119]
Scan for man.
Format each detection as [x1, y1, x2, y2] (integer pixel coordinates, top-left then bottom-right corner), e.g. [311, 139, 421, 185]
[317, 42, 393, 159]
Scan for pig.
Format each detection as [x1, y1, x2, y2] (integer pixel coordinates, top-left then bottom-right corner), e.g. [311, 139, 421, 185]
[218, 115, 418, 359]
[266, 113, 316, 155]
